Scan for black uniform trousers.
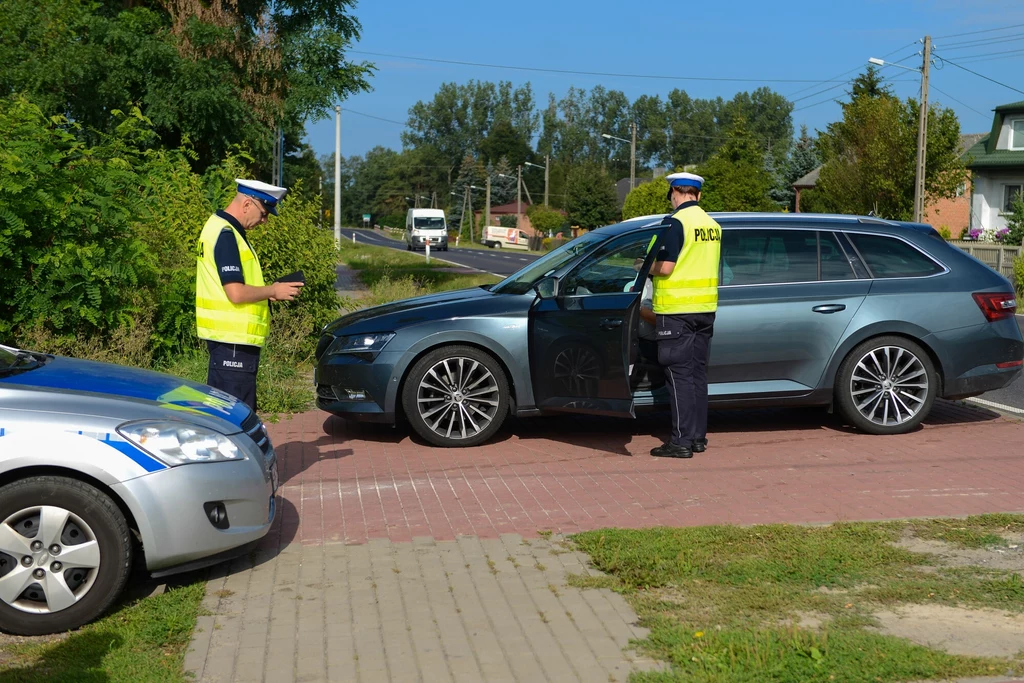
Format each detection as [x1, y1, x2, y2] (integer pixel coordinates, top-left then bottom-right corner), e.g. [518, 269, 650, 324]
[656, 313, 715, 447]
[206, 341, 261, 411]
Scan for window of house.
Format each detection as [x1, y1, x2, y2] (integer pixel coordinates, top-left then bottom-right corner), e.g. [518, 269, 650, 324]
[1011, 118, 1024, 150]
[1004, 184, 1023, 213]
[847, 234, 943, 279]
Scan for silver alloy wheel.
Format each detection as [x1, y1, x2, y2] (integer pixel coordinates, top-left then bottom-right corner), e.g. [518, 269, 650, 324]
[416, 356, 501, 441]
[849, 345, 930, 427]
[0, 506, 101, 614]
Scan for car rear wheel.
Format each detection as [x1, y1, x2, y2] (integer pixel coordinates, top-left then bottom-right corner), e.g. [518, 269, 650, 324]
[835, 336, 937, 435]
[0, 476, 131, 635]
[402, 345, 509, 447]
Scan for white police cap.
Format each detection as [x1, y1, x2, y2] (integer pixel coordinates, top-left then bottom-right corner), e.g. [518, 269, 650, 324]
[236, 179, 288, 215]
[666, 172, 704, 190]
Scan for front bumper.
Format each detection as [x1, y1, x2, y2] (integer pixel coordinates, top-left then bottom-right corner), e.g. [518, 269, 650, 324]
[409, 235, 447, 248]
[315, 351, 399, 423]
[112, 448, 277, 572]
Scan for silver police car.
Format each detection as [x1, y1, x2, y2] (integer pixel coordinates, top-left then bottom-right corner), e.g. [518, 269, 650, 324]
[0, 344, 278, 635]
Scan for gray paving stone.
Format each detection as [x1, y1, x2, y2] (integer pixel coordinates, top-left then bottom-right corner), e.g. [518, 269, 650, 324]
[186, 535, 661, 682]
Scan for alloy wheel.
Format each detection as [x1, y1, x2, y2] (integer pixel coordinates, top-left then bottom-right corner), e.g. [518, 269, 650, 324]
[0, 506, 101, 615]
[849, 346, 929, 427]
[416, 357, 501, 441]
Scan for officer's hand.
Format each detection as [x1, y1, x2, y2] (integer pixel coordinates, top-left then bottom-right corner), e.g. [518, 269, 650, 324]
[271, 281, 304, 302]
[633, 257, 645, 272]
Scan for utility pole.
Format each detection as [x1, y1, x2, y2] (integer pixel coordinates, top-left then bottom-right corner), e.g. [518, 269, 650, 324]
[516, 165, 522, 229]
[333, 106, 341, 246]
[913, 35, 932, 224]
[431, 191, 436, 209]
[544, 154, 550, 207]
[630, 121, 636, 191]
[318, 175, 323, 229]
[485, 175, 491, 229]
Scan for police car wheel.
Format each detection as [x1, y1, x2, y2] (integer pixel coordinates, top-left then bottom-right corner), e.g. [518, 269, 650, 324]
[0, 476, 132, 636]
[402, 345, 509, 448]
[835, 336, 937, 435]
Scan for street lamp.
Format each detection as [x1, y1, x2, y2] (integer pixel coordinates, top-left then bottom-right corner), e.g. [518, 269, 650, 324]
[602, 122, 637, 190]
[523, 159, 549, 206]
[868, 36, 932, 223]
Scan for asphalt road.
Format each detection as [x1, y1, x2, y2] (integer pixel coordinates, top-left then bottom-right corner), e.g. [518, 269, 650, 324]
[346, 228, 1024, 414]
[346, 228, 543, 276]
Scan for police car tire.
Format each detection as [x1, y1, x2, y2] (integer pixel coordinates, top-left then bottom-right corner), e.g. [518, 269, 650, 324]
[835, 336, 937, 436]
[402, 345, 509, 448]
[0, 476, 132, 636]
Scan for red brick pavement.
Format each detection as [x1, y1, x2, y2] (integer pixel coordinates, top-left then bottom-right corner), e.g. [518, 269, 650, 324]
[258, 401, 1024, 549]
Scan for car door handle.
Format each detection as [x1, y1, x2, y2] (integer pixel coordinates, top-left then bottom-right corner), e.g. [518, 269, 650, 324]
[600, 318, 623, 329]
[812, 304, 846, 314]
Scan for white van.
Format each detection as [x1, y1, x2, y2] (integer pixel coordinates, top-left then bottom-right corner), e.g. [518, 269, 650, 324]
[405, 208, 448, 251]
[481, 226, 530, 251]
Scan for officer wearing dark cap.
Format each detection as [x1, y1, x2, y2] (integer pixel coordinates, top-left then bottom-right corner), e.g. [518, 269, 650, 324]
[649, 172, 721, 458]
[195, 179, 303, 411]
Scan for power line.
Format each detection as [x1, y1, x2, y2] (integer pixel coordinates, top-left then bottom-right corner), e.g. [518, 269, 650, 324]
[937, 32, 1024, 50]
[785, 41, 920, 97]
[341, 107, 406, 126]
[934, 22, 1024, 40]
[955, 46, 1024, 61]
[350, 49, 853, 84]
[929, 83, 991, 119]
[937, 56, 1024, 96]
[959, 50, 1024, 64]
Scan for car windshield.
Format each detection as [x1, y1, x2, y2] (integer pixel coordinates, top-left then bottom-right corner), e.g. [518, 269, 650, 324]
[491, 232, 608, 295]
[0, 344, 43, 375]
[414, 217, 445, 230]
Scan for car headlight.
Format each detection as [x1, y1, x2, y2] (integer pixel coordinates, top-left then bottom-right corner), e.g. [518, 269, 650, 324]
[326, 332, 395, 360]
[117, 421, 245, 466]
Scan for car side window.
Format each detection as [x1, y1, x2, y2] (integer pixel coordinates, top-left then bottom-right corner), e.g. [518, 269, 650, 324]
[847, 233, 943, 278]
[562, 230, 658, 296]
[721, 229, 818, 285]
[820, 231, 856, 280]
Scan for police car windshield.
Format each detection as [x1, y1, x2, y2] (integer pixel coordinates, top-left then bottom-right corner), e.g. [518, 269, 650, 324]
[491, 232, 606, 295]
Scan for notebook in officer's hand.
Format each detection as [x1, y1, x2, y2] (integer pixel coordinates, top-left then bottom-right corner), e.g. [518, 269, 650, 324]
[276, 270, 305, 284]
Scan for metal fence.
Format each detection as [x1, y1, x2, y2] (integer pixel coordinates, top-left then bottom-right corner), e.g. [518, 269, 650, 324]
[948, 241, 1022, 280]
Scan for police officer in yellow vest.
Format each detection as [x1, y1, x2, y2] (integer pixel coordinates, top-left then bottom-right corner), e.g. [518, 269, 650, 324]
[649, 172, 721, 459]
[195, 179, 303, 410]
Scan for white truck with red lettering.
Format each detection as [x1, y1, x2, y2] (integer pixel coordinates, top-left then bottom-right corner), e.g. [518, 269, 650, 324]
[481, 226, 530, 250]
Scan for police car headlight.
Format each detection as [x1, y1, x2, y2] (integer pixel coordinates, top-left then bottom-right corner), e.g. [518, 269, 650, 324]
[326, 332, 394, 360]
[117, 421, 246, 466]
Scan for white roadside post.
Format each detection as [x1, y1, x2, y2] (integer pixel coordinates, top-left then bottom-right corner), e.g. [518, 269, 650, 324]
[425, 240, 431, 264]
[352, 232, 355, 243]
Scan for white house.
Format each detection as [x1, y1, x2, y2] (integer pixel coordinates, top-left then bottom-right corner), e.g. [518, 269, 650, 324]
[966, 100, 1024, 233]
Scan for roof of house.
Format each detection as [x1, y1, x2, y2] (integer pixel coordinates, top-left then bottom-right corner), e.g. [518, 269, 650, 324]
[484, 201, 532, 214]
[792, 166, 821, 189]
[994, 101, 1024, 112]
[964, 100, 1024, 166]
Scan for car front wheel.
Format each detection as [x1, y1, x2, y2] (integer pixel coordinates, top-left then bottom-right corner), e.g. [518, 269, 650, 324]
[0, 476, 132, 635]
[402, 345, 509, 447]
[835, 336, 937, 435]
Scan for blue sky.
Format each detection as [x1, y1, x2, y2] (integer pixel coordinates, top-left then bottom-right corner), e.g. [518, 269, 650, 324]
[305, 0, 1024, 160]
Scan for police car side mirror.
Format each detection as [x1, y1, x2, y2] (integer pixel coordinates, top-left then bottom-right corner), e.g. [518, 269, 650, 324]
[533, 276, 559, 299]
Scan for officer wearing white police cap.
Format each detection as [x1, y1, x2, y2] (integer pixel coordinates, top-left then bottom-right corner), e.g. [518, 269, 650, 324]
[648, 171, 721, 458]
[194, 179, 303, 411]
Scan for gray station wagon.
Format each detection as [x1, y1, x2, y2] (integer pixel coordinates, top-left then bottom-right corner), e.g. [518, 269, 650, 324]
[315, 213, 1023, 448]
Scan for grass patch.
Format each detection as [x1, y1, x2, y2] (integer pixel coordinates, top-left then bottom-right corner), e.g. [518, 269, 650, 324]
[572, 516, 1024, 682]
[1, 582, 205, 682]
[338, 241, 499, 308]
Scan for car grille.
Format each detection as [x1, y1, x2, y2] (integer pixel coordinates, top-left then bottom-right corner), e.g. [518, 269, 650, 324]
[315, 333, 334, 360]
[316, 384, 337, 401]
[240, 411, 271, 458]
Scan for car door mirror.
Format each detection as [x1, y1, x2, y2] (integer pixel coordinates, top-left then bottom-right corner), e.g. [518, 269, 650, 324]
[533, 276, 559, 299]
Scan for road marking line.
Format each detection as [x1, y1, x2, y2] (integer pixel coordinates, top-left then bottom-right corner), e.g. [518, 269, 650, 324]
[518, 258, 528, 261]
[349, 231, 507, 279]
[966, 397, 1024, 415]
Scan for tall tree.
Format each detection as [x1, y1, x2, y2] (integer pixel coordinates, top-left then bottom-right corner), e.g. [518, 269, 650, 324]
[698, 117, 779, 213]
[815, 69, 967, 220]
[565, 162, 620, 229]
[0, 0, 373, 172]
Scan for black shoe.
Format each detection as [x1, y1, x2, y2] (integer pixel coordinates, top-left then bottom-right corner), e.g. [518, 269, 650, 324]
[650, 442, 693, 458]
[691, 438, 708, 453]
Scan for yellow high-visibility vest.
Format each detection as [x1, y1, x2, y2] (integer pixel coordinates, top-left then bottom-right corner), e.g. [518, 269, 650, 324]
[652, 204, 722, 314]
[195, 215, 270, 347]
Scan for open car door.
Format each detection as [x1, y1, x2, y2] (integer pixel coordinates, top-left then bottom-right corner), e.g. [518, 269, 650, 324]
[528, 228, 661, 416]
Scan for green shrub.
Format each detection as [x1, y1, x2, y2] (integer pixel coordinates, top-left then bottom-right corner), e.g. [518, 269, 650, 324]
[622, 176, 671, 219]
[937, 225, 952, 241]
[1, 96, 154, 342]
[497, 214, 517, 228]
[526, 204, 566, 235]
[1013, 254, 1024, 296]
[1005, 195, 1024, 246]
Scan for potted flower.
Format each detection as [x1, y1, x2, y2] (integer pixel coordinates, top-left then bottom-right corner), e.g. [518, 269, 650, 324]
[966, 228, 983, 241]
[995, 227, 1010, 243]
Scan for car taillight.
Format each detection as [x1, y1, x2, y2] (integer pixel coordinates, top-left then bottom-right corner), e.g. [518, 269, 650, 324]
[972, 292, 1017, 322]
